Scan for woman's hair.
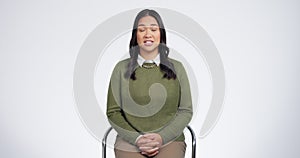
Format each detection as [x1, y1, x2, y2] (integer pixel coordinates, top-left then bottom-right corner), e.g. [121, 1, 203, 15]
[125, 9, 177, 80]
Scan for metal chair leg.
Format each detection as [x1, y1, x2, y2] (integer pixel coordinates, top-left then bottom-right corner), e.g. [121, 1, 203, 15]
[187, 125, 196, 158]
[102, 127, 112, 158]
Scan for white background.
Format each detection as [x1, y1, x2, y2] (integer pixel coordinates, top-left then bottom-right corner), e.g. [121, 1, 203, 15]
[1, 0, 300, 158]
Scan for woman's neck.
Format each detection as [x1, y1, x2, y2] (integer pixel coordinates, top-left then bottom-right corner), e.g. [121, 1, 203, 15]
[139, 48, 159, 60]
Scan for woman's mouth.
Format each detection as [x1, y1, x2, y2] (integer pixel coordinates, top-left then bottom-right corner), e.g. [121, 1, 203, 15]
[144, 40, 154, 46]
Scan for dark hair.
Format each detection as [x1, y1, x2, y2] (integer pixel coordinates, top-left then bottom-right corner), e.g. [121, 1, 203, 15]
[125, 9, 177, 80]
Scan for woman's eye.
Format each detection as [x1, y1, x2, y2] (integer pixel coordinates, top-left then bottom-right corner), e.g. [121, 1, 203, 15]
[138, 28, 145, 32]
[151, 27, 157, 31]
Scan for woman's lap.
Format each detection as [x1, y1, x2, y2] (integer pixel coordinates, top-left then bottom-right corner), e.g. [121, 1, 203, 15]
[114, 141, 186, 158]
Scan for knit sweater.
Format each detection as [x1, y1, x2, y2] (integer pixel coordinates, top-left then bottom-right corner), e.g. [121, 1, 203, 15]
[106, 58, 193, 145]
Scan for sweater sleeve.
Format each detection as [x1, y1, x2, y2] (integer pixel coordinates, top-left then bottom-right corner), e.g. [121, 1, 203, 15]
[158, 62, 193, 144]
[106, 63, 140, 145]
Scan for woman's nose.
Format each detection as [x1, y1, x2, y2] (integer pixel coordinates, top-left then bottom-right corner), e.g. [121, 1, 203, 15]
[144, 29, 151, 38]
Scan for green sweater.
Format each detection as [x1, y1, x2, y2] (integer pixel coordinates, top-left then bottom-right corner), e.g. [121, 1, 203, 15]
[106, 58, 193, 145]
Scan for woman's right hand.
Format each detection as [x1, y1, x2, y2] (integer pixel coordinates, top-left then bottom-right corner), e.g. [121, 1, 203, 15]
[136, 134, 162, 157]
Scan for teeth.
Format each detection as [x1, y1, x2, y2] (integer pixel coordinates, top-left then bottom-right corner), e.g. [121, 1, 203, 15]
[145, 41, 153, 43]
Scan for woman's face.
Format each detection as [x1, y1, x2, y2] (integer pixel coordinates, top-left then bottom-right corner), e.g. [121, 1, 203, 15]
[136, 16, 161, 54]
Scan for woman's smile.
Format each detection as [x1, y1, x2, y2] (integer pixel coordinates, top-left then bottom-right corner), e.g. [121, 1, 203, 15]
[144, 40, 154, 46]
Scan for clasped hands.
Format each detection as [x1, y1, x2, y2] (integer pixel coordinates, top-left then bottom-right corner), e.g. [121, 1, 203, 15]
[136, 133, 163, 157]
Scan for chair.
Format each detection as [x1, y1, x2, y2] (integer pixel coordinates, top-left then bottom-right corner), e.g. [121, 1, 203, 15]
[102, 126, 196, 158]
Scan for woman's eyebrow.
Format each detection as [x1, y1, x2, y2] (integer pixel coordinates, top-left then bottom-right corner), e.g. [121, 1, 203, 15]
[138, 23, 158, 26]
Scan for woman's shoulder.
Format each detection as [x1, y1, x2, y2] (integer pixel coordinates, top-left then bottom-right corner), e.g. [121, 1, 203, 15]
[168, 58, 182, 66]
[168, 57, 190, 79]
[168, 58, 185, 71]
[113, 58, 130, 70]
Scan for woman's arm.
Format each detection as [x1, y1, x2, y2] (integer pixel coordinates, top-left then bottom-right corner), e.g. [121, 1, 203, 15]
[157, 62, 193, 144]
[106, 63, 140, 145]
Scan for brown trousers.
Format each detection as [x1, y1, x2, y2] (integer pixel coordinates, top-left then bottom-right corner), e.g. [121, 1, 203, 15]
[114, 137, 186, 158]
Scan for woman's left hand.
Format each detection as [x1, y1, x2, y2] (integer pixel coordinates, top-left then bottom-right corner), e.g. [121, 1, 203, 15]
[136, 133, 163, 157]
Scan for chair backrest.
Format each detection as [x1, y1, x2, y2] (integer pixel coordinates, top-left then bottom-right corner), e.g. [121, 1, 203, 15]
[102, 125, 196, 158]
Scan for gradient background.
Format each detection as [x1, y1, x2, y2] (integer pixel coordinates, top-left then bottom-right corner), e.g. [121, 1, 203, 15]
[1, 0, 300, 158]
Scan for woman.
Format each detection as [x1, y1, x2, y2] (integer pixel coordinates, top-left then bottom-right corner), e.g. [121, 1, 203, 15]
[106, 9, 193, 158]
